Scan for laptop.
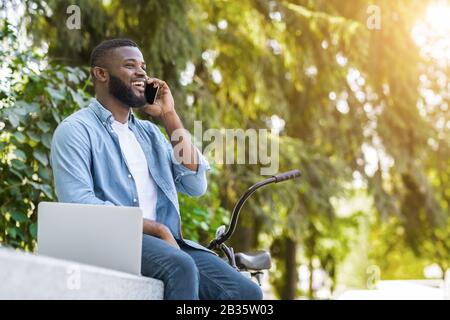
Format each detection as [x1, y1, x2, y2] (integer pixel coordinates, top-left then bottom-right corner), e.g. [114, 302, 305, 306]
[37, 202, 143, 275]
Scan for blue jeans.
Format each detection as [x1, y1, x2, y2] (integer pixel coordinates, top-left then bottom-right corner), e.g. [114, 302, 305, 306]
[141, 234, 263, 300]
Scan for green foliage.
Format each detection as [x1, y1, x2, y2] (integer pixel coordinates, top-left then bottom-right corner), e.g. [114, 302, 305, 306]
[0, 18, 228, 250]
[0, 20, 91, 249]
[1, 0, 449, 297]
[179, 165, 230, 243]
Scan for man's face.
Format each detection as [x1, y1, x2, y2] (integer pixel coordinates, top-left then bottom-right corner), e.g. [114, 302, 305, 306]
[105, 46, 148, 108]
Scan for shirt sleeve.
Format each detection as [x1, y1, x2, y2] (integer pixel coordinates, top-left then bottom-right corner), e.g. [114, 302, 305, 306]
[50, 120, 115, 205]
[169, 143, 211, 197]
[154, 126, 210, 197]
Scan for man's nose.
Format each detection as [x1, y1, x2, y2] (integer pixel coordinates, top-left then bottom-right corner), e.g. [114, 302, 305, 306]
[135, 67, 147, 77]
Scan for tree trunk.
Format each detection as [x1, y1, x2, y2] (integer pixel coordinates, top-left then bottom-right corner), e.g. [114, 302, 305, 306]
[308, 257, 314, 299]
[281, 237, 298, 300]
[305, 222, 317, 299]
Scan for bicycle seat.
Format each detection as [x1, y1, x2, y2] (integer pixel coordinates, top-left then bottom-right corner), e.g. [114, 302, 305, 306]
[235, 250, 271, 270]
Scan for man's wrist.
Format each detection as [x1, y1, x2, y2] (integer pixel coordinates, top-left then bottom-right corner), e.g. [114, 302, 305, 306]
[157, 223, 171, 238]
[158, 109, 177, 123]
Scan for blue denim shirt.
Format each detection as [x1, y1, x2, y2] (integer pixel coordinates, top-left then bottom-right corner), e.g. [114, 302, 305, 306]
[50, 98, 213, 253]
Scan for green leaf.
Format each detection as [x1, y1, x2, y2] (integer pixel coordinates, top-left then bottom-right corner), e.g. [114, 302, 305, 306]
[9, 167, 24, 180]
[70, 89, 85, 106]
[16, 228, 26, 241]
[8, 111, 20, 128]
[29, 223, 37, 238]
[55, 71, 65, 81]
[13, 131, 26, 143]
[14, 108, 28, 116]
[11, 159, 27, 171]
[26, 103, 40, 113]
[33, 149, 48, 166]
[11, 211, 28, 223]
[7, 227, 17, 239]
[68, 73, 79, 84]
[40, 184, 53, 198]
[14, 100, 29, 115]
[51, 109, 61, 123]
[37, 120, 50, 133]
[41, 132, 52, 149]
[46, 86, 65, 101]
[38, 166, 51, 180]
[200, 221, 209, 230]
[13, 148, 27, 160]
[27, 131, 41, 143]
[29, 181, 53, 198]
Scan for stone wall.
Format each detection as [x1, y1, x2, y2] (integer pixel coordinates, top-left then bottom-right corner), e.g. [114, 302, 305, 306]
[0, 248, 163, 300]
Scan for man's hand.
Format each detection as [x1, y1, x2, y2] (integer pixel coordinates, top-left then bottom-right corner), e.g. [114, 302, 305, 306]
[143, 219, 180, 249]
[142, 77, 175, 119]
[141, 77, 199, 171]
[159, 227, 180, 250]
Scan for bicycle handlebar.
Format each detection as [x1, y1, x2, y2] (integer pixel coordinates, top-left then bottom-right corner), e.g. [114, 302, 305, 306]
[207, 169, 301, 250]
[272, 169, 301, 183]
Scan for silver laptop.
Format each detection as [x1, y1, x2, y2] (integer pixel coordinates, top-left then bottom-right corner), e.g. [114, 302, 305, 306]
[37, 202, 143, 275]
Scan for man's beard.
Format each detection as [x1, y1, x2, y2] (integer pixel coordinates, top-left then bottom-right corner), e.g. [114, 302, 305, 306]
[109, 74, 146, 108]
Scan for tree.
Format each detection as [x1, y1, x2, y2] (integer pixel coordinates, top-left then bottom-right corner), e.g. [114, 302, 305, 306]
[1, 0, 449, 298]
[0, 19, 91, 249]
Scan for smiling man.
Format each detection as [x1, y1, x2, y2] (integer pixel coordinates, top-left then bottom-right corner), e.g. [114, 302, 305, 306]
[50, 38, 262, 300]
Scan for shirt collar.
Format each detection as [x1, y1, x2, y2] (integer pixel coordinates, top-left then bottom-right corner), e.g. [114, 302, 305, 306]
[89, 98, 136, 125]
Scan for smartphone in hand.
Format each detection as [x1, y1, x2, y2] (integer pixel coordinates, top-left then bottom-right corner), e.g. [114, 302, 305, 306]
[145, 83, 159, 104]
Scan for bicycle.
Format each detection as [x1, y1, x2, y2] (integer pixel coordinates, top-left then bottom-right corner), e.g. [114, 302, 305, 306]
[206, 169, 301, 286]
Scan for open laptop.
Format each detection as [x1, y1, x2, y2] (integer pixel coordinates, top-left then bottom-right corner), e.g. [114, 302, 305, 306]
[37, 202, 143, 275]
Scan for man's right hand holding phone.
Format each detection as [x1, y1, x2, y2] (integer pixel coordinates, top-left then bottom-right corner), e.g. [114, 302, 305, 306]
[143, 77, 175, 119]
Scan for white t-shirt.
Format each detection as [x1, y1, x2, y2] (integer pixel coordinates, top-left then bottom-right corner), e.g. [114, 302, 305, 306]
[111, 120, 157, 220]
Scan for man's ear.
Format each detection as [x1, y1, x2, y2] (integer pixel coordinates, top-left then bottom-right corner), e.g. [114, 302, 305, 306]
[92, 66, 109, 83]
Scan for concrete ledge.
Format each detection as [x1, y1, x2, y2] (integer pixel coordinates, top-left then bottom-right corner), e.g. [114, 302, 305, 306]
[0, 248, 163, 300]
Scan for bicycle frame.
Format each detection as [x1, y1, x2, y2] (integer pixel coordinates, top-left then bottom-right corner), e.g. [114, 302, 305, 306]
[207, 169, 301, 269]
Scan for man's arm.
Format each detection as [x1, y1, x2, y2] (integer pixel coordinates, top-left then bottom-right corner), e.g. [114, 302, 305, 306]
[144, 78, 199, 171]
[143, 219, 179, 249]
[143, 78, 210, 197]
[51, 120, 114, 205]
[160, 110, 198, 171]
[155, 123, 210, 196]
[52, 120, 179, 248]
[161, 112, 211, 196]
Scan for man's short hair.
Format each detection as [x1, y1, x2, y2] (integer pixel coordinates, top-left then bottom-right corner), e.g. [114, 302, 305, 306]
[89, 38, 138, 86]
[90, 38, 138, 69]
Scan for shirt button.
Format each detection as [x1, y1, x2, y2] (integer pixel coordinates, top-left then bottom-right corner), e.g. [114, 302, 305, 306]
[128, 174, 132, 178]
[133, 198, 137, 203]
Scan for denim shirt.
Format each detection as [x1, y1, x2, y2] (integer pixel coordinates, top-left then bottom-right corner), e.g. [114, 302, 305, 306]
[50, 98, 213, 253]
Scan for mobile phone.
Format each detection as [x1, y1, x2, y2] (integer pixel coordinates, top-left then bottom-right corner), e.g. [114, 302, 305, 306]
[145, 82, 159, 104]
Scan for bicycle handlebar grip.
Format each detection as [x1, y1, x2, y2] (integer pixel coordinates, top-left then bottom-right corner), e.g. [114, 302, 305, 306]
[273, 169, 301, 183]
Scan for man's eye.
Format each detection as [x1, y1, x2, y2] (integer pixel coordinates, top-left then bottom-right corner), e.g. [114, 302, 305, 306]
[125, 64, 135, 68]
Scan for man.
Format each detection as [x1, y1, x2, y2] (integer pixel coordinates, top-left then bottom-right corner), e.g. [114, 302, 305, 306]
[50, 38, 262, 300]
